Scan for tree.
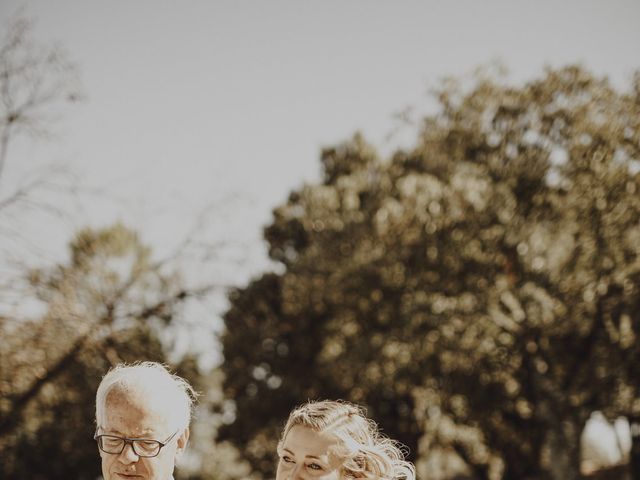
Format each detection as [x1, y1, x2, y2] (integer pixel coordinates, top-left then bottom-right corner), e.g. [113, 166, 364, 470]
[0, 222, 257, 480]
[0, 223, 211, 478]
[220, 66, 640, 480]
[0, 15, 80, 179]
[0, 14, 83, 311]
[0, 18, 253, 479]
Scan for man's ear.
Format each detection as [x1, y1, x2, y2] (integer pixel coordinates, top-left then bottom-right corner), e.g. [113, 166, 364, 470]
[176, 427, 190, 456]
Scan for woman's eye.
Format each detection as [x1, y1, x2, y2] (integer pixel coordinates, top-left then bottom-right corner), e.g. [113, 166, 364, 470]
[282, 455, 295, 464]
[307, 463, 324, 471]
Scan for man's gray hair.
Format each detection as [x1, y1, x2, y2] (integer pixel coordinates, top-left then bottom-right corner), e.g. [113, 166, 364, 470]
[95, 361, 197, 432]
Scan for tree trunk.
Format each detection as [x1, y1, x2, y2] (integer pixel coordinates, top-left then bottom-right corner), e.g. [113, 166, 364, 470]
[502, 462, 543, 480]
[630, 417, 640, 480]
[544, 420, 582, 480]
[500, 439, 543, 480]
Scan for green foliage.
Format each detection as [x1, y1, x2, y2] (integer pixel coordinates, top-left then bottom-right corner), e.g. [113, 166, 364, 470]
[0, 224, 244, 479]
[180, 368, 261, 480]
[0, 224, 176, 476]
[0, 326, 165, 479]
[220, 66, 640, 480]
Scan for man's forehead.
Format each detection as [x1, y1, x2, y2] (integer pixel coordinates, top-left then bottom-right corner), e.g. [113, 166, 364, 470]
[105, 383, 170, 410]
[102, 387, 173, 433]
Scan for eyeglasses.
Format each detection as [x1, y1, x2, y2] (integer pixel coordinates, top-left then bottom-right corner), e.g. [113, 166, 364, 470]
[94, 430, 179, 458]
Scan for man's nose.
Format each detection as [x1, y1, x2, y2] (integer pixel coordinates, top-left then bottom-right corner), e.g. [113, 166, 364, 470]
[118, 442, 140, 464]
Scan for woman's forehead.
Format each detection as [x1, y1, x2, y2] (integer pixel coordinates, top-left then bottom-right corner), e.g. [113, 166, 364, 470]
[281, 425, 339, 457]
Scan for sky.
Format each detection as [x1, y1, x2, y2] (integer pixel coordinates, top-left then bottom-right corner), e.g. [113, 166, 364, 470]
[1, 0, 639, 365]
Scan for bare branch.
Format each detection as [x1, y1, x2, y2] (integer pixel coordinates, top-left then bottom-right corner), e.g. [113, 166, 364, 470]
[0, 14, 81, 182]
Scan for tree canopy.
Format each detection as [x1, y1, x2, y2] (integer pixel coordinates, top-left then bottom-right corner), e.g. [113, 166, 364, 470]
[220, 66, 640, 480]
[1, 222, 256, 480]
[1, 224, 184, 478]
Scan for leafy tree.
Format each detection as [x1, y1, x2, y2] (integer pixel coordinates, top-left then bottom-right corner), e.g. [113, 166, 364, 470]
[220, 66, 640, 480]
[0, 224, 206, 478]
[181, 366, 261, 480]
[0, 223, 256, 480]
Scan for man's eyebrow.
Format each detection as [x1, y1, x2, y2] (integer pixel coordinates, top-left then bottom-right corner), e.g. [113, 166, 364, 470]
[101, 428, 156, 437]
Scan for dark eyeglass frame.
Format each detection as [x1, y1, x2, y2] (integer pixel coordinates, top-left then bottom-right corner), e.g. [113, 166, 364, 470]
[94, 430, 179, 458]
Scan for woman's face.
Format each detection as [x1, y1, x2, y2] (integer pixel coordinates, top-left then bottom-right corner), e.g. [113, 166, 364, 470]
[276, 425, 343, 480]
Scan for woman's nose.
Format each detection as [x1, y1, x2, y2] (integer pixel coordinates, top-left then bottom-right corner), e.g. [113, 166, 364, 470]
[291, 463, 305, 480]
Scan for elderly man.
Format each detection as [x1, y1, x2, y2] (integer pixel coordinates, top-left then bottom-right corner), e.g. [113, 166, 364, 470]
[94, 362, 197, 480]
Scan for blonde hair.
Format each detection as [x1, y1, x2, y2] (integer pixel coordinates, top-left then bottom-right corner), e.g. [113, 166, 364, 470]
[95, 361, 197, 432]
[279, 400, 416, 480]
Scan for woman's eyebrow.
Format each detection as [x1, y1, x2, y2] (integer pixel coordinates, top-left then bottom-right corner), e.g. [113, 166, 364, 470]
[305, 455, 324, 460]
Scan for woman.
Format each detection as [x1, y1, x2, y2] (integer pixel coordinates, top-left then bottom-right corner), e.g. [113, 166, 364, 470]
[276, 400, 416, 480]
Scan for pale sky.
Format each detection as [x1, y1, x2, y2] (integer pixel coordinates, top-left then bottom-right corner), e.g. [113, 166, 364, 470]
[1, 0, 639, 365]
